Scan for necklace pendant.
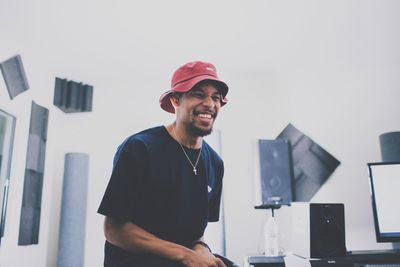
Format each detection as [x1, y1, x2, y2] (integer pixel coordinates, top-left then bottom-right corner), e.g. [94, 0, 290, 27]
[193, 168, 197, 175]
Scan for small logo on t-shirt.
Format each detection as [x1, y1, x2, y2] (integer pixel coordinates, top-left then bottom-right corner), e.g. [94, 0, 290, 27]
[208, 185, 212, 193]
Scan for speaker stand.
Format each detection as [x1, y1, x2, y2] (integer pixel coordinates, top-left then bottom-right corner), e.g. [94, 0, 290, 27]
[254, 204, 282, 216]
[255, 202, 289, 257]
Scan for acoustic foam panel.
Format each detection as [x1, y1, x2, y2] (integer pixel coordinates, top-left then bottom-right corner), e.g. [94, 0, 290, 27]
[18, 207, 41, 245]
[21, 170, 43, 208]
[277, 123, 340, 201]
[26, 134, 46, 172]
[0, 55, 29, 99]
[379, 132, 400, 162]
[57, 153, 89, 267]
[53, 77, 93, 113]
[18, 102, 49, 245]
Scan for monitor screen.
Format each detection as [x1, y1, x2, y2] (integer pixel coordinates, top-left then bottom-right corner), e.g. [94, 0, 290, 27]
[367, 162, 400, 242]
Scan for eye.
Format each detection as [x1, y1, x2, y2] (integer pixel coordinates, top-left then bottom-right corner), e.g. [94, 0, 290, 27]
[212, 95, 222, 102]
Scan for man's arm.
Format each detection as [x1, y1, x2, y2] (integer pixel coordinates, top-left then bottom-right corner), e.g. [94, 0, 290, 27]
[191, 237, 212, 255]
[103, 216, 226, 267]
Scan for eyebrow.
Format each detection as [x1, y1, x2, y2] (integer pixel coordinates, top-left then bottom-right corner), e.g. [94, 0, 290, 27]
[190, 88, 221, 95]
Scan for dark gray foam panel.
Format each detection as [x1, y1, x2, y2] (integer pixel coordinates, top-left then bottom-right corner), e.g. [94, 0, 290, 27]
[26, 134, 44, 172]
[21, 170, 43, 208]
[379, 132, 400, 162]
[29, 102, 49, 140]
[18, 102, 49, 245]
[54, 77, 93, 113]
[18, 206, 40, 245]
[0, 55, 29, 99]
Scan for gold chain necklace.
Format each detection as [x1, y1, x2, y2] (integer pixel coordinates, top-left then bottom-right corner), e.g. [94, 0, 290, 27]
[172, 125, 202, 175]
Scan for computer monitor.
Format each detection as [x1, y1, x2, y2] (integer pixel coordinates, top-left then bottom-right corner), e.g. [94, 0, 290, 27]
[367, 162, 400, 242]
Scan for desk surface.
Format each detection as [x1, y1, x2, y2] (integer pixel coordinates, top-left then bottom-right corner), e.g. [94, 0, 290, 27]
[246, 250, 400, 267]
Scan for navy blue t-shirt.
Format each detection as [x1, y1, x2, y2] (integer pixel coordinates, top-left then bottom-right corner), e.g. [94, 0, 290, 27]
[98, 126, 224, 266]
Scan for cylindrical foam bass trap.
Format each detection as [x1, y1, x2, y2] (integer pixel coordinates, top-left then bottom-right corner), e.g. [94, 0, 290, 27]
[57, 153, 89, 267]
[379, 132, 400, 162]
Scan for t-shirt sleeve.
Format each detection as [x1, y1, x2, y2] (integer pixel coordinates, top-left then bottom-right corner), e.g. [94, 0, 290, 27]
[97, 139, 149, 223]
[208, 160, 224, 222]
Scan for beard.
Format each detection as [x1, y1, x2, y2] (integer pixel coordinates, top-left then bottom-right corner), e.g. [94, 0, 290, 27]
[188, 122, 213, 137]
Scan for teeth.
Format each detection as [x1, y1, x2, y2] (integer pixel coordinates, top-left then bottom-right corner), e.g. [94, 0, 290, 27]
[198, 113, 212, 119]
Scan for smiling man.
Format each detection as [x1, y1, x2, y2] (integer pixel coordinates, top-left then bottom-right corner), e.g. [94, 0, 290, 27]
[98, 61, 237, 267]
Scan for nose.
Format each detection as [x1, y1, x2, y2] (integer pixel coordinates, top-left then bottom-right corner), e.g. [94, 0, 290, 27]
[202, 95, 216, 108]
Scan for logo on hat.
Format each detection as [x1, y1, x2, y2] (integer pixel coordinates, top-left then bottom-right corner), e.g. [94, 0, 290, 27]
[206, 66, 216, 72]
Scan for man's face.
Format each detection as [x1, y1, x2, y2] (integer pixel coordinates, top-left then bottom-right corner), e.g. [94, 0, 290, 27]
[175, 82, 222, 137]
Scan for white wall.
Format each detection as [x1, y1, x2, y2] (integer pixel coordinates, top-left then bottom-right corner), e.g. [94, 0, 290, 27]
[1, 0, 400, 266]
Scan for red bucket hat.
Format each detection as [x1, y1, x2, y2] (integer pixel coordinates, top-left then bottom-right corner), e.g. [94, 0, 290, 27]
[159, 61, 229, 113]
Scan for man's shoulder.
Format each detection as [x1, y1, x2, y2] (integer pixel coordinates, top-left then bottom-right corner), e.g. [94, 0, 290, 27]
[135, 126, 166, 140]
[120, 126, 168, 150]
[203, 141, 223, 164]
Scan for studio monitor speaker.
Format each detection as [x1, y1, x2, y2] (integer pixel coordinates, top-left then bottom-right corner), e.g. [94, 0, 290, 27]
[292, 203, 346, 259]
[258, 139, 294, 205]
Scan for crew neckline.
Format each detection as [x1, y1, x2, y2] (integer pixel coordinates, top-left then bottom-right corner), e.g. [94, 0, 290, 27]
[162, 125, 202, 151]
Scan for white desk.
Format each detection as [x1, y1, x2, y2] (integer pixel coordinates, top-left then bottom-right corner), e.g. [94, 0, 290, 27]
[244, 250, 400, 267]
[244, 254, 311, 267]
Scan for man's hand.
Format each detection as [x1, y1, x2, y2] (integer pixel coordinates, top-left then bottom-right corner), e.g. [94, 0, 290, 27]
[181, 248, 226, 267]
[179, 243, 226, 267]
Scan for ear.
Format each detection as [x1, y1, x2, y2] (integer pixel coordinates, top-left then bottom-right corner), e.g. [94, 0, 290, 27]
[169, 94, 180, 110]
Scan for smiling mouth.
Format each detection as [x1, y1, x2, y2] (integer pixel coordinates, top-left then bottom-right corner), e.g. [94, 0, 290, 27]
[198, 113, 213, 119]
[194, 111, 216, 119]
